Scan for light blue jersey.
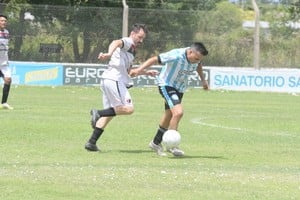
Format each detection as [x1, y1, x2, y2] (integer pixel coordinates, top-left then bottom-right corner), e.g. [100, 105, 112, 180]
[157, 47, 198, 92]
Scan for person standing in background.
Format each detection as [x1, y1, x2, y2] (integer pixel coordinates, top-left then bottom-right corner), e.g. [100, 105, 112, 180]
[0, 14, 13, 110]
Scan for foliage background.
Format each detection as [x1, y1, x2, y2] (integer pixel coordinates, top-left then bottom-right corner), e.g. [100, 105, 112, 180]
[0, 0, 299, 68]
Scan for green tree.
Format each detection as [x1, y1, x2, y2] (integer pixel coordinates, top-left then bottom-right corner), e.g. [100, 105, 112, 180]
[2, 0, 222, 62]
[3, 0, 122, 62]
[25, 0, 122, 62]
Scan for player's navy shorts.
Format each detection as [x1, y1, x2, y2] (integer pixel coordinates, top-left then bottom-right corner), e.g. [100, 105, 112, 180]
[158, 86, 183, 110]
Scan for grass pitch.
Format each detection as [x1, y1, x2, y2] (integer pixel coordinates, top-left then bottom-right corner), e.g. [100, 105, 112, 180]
[0, 86, 299, 200]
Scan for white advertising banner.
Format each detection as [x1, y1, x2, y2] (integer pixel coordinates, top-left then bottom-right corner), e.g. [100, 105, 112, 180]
[209, 67, 300, 93]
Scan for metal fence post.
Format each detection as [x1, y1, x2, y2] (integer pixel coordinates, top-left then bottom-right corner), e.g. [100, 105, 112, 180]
[252, 0, 260, 70]
[122, 0, 128, 37]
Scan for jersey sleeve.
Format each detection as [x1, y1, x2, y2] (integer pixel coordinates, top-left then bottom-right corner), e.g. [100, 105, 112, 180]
[158, 48, 186, 65]
[121, 37, 135, 55]
[121, 37, 133, 51]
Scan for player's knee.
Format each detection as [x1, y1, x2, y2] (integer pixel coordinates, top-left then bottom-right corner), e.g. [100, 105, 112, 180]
[124, 106, 134, 115]
[178, 111, 184, 118]
[115, 105, 134, 115]
[4, 78, 11, 84]
[127, 106, 134, 114]
[173, 110, 183, 119]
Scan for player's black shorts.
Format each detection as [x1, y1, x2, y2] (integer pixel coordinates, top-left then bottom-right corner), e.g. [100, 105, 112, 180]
[158, 86, 184, 110]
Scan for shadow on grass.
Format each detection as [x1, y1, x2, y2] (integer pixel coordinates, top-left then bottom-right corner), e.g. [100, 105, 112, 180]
[119, 149, 153, 154]
[168, 155, 226, 160]
[118, 149, 226, 160]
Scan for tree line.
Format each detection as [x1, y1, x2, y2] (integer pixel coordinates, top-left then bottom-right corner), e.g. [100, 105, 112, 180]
[0, 0, 299, 68]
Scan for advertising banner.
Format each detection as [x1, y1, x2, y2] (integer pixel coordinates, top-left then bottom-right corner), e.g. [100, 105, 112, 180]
[8, 61, 63, 85]
[210, 67, 300, 93]
[63, 64, 209, 87]
[6, 61, 299, 93]
[63, 64, 106, 85]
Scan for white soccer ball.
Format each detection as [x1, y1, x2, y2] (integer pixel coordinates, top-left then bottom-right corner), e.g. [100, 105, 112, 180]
[162, 129, 181, 149]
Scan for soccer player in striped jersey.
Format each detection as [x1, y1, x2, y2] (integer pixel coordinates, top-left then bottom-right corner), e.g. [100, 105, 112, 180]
[0, 14, 13, 110]
[85, 24, 158, 152]
[130, 42, 209, 156]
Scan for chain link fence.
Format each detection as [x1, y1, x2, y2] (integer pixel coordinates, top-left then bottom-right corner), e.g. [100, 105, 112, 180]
[1, 3, 299, 68]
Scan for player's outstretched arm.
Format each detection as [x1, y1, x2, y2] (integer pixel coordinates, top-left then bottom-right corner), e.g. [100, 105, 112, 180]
[138, 69, 159, 77]
[130, 56, 158, 77]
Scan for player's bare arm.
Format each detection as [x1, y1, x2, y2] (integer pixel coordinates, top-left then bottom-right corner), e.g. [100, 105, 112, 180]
[145, 69, 159, 77]
[129, 68, 159, 77]
[130, 56, 159, 77]
[98, 39, 123, 61]
[196, 64, 209, 90]
[136, 69, 159, 77]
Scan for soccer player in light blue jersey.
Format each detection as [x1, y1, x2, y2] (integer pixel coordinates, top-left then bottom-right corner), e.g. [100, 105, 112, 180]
[130, 42, 209, 156]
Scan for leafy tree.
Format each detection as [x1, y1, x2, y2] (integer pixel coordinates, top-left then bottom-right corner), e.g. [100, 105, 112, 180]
[4, 0, 123, 62]
[288, 0, 300, 21]
[2, 0, 222, 62]
[24, 0, 122, 62]
[1, 0, 298, 67]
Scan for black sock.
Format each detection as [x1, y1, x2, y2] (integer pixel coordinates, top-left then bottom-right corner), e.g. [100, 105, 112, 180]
[2, 83, 10, 104]
[153, 126, 167, 145]
[89, 127, 104, 144]
[97, 107, 116, 117]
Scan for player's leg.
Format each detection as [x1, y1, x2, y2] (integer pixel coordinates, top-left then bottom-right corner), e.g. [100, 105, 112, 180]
[168, 103, 183, 130]
[150, 105, 184, 156]
[85, 116, 113, 152]
[86, 79, 114, 151]
[149, 86, 173, 156]
[107, 79, 134, 115]
[90, 79, 116, 128]
[166, 103, 185, 156]
[154, 86, 183, 143]
[0, 67, 13, 109]
[153, 108, 171, 144]
[86, 79, 134, 152]
[148, 108, 170, 156]
[2, 78, 11, 103]
[150, 86, 184, 156]
[90, 79, 134, 128]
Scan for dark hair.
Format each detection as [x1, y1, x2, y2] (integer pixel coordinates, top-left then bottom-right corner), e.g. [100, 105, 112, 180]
[191, 42, 208, 56]
[0, 14, 7, 19]
[131, 23, 148, 34]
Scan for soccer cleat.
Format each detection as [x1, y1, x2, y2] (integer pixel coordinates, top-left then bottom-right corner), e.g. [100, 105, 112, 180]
[1, 103, 13, 110]
[149, 140, 167, 156]
[85, 142, 100, 152]
[90, 109, 100, 129]
[167, 147, 185, 157]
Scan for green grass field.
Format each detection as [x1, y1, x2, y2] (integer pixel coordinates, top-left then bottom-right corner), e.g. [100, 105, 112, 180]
[1, 85, 299, 200]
